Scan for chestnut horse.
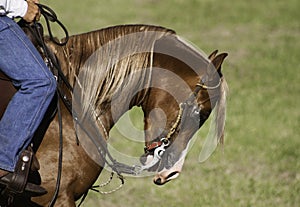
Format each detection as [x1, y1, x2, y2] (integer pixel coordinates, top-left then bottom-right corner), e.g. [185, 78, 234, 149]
[0, 24, 228, 206]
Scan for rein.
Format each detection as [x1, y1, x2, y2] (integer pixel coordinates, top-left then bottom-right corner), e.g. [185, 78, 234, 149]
[37, 4, 69, 46]
[23, 4, 70, 207]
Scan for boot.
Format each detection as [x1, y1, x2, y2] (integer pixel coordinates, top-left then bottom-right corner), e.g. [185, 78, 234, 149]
[0, 171, 47, 196]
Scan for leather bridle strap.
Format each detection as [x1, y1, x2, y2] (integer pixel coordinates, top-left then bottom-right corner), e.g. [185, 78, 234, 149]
[36, 4, 69, 46]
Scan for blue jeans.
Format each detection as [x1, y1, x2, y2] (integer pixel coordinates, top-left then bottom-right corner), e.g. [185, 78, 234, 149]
[0, 16, 57, 172]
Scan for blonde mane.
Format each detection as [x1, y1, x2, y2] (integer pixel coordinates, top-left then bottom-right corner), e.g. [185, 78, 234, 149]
[61, 25, 176, 117]
[78, 27, 175, 115]
[215, 77, 228, 145]
[198, 76, 228, 162]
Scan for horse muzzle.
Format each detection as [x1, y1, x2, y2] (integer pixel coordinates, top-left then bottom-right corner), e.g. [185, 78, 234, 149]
[153, 156, 184, 185]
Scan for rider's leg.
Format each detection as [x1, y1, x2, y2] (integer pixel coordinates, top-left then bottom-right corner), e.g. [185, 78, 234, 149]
[0, 16, 57, 173]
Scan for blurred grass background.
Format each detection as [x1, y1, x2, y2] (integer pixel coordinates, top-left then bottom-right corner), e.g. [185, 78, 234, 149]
[41, 0, 299, 206]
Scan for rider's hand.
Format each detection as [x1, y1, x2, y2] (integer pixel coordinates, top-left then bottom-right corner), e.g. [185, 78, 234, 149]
[22, 0, 41, 23]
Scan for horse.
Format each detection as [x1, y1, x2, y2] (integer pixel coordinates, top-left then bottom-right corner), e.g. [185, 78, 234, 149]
[0, 24, 228, 206]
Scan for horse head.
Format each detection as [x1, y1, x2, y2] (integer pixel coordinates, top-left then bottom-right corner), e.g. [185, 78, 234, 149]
[140, 36, 228, 185]
[57, 26, 228, 188]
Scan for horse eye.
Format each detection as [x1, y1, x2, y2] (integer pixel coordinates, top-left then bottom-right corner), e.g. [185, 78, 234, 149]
[200, 110, 211, 120]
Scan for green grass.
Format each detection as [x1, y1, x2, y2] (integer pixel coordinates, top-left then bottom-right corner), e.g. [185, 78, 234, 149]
[41, 0, 299, 206]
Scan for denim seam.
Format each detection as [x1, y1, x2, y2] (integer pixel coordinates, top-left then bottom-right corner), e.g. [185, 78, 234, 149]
[8, 23, 56, 134]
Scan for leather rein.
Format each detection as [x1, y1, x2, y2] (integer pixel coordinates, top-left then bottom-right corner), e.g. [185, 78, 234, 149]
[19, 4, 70, 207]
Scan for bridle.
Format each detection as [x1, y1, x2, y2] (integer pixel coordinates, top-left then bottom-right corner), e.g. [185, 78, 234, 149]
[141, 77, 222, 171]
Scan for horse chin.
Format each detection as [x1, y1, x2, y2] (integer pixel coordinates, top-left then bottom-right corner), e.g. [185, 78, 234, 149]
[153, 157, 184, 185]
[140, 154, 159, 172]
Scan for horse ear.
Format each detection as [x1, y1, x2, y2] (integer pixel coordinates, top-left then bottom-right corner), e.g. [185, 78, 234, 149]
[211, 53, 228, 74]
[208, 50, 218, 60]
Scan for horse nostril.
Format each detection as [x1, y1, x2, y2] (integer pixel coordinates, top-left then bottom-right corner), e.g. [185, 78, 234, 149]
[153, 178, 163, 185]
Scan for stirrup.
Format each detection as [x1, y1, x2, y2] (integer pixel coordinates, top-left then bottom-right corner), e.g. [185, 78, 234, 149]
[8, 150, 34, 193]
[0, 149, 47, 205]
